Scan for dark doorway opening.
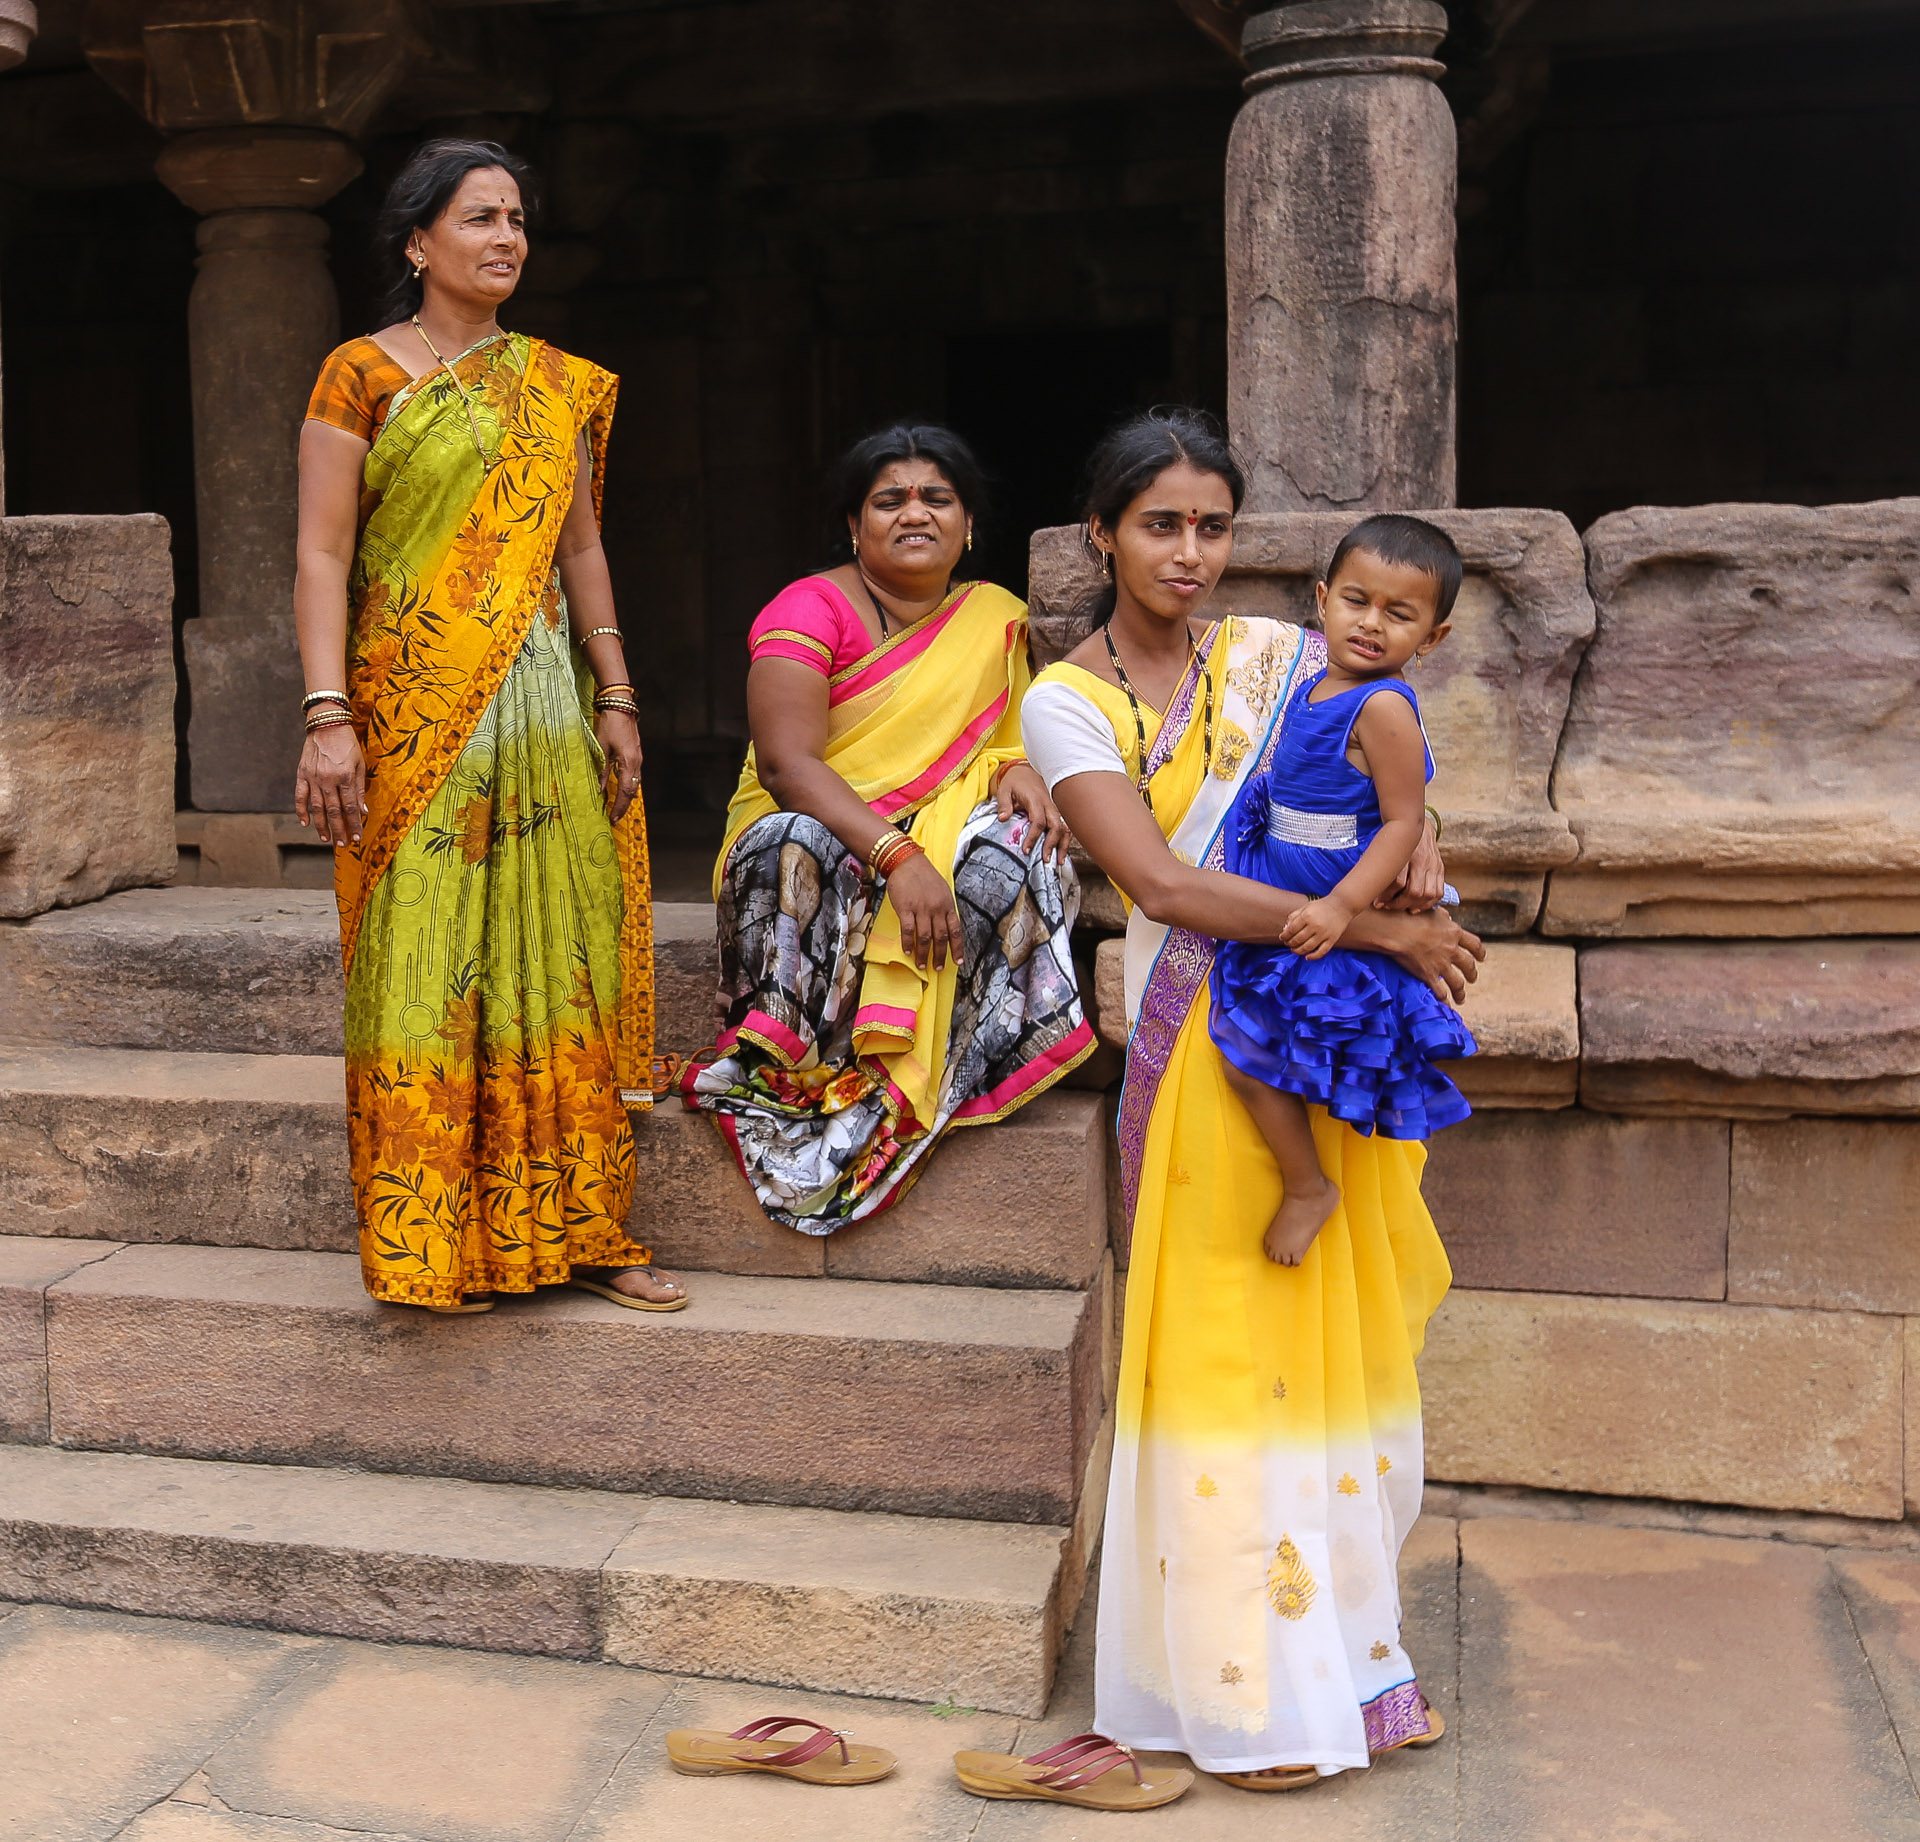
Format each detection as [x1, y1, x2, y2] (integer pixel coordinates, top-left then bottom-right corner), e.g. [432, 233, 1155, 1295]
[945, 323, 1178, 597]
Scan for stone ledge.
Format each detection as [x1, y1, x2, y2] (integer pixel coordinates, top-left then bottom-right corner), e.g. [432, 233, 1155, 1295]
[602, 1495, 1069, 1716]
[40, 1241, 1105, 1524]
[1421, 1287, 1904, 1519]
[1579, 939, 1920, 1117]
[0, 1445, 1072, 1714]
[0, 1235, 123, 1442]
[0, 1046, 1107, 1290]
[1091, 936, 1576, 1109]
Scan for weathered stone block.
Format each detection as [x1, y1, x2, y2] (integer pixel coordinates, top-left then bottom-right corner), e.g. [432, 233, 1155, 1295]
[0, 889, 343, 1056]
[0, 1048, 354, 1252]
[1444, 940, 1577, 1108]
[1548, 500, 1920, 937]
[1421, 1288, 1904, 1518]
[652, 902, 721, 1057]
[824, 1088, 1107, 1288]
[0, 1236, 122, 1442]
[44, 1244, 1104, 1523]
[1580, 940, 1920, 1116]
[601, 1496, 1070, 1716]
[0, 516, 176, 917]
[1030, 509, 1594, 934]
[0, 1445, 640, 1660]
[1731, 1120, 1920, 1314]
[1423, 1110, 1728, 1300]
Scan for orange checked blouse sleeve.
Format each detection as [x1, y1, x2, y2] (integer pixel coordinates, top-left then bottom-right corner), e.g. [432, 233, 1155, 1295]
[306, 338, 410, 441]
[749, 577, 864, 675]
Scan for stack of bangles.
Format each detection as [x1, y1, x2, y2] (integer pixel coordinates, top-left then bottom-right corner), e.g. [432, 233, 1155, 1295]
[868, 826, 924, 880]
[593, 680, 640, 717]
[303, 690, 354, 733]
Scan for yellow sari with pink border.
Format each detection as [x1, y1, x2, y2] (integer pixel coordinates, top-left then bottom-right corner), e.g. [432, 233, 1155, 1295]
[329, 332, 653, 1307]
[1026, 616, 1450, 1774]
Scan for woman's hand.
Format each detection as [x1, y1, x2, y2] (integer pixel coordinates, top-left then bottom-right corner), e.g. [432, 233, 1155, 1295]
[596, 710, 644, 822]
[887, 850, 966, 972]
[1373, 907, 1484, 1003]
[295, 723, 367, 846]
[995, 762, 1072, 866]
[1376, 812, 1447, 912]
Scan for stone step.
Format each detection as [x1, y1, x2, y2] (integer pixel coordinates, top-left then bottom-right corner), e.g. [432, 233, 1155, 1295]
[0, 1046, 1108, 1289]
[0, 888, 723, 1060]
[0, 1443, 1073, 1715]
[13, 1236, 1105, 1525]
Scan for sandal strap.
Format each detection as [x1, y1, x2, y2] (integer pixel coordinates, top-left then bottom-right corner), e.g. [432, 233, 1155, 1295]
[724, 1716, 850, 1767]
[1022, 1732, 1143, 1789]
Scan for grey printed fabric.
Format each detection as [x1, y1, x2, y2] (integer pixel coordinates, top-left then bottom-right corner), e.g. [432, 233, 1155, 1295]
[683, 806, 1093, 1231]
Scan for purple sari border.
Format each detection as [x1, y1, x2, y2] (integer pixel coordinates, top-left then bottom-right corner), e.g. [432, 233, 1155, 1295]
[1139, 619, 1225, 783]
[1362, 1678, 1432, 1752]
[1114, 624, 1325, 1226]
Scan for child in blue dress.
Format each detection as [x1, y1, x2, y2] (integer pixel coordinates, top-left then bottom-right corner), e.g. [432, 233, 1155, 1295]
[1211, 514, 1477, 1266]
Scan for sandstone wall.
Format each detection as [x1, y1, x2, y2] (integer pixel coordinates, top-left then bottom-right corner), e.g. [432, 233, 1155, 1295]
[0, 516, 176, 918]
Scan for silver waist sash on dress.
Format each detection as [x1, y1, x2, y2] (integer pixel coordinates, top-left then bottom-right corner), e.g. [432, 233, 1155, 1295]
[1266, 801, 1359, 849]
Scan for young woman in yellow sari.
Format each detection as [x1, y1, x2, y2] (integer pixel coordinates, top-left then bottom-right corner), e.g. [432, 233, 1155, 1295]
[1021, 410, 1483, 1790]
[684, 424, 1093, 1229]
[293, 138, 682, 1313]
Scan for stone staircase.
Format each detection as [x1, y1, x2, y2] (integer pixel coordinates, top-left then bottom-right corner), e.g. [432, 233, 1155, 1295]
[0, 889, 1115, 1716]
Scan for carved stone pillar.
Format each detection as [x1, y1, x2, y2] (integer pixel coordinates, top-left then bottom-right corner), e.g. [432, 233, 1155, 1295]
[82, 1, 416, 813]
[156, 128, 359, 810]
[1225, 0, 1457, 513]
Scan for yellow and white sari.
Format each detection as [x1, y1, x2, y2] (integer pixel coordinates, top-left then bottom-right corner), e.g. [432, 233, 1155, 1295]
[1023, 616, 1451, 1773]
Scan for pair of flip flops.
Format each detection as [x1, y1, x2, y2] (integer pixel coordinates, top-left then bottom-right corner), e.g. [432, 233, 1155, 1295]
[664, 1720, 1191, 1811]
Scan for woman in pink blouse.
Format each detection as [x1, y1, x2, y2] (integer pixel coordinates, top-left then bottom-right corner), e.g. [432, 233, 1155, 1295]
[682, 424, 1094, 1231]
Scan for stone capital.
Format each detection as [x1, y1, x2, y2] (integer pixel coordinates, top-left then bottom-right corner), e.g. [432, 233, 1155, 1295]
[1239, 0, 1447, 92]
[0, 1, 37, 74]
[156, 127, 361, 216]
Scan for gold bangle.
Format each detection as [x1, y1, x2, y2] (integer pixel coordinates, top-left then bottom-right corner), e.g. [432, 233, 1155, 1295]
[581, 627, 622, 643]
[1424, 804, 1443, 842]
[302, 690, 350, 708]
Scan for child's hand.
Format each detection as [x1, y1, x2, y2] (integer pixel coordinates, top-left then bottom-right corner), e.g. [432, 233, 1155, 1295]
[1280, 896, 1350, 959]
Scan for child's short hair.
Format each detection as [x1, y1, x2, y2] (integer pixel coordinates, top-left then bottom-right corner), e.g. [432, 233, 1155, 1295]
[1324, 514, 1463, 624]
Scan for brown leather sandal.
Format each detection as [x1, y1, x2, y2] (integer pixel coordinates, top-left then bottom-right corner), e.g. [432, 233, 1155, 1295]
[1215, 1764, 1323, 1791]
[954, 1734, 1193, 1810]
[664, 1716, 894, 1784]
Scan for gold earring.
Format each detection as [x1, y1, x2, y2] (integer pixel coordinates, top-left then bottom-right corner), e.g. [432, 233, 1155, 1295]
[966, 529, 974, 552]
[851, 533, 859, 556]
[1101, 549, 1113, 579]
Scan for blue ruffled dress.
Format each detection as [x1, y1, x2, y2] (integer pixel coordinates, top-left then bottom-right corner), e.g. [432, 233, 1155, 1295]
[1210, 672, 1475, 1140]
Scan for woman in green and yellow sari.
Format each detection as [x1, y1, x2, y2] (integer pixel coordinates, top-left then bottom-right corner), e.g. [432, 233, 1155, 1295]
[293, 138, 682, 1313]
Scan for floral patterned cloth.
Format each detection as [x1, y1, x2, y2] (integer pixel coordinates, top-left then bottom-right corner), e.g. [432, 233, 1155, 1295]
[687, 806, 1087, 1231]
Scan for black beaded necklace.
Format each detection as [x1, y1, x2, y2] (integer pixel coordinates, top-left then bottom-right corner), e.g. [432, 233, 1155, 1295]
[1103, 624, 1214, 815]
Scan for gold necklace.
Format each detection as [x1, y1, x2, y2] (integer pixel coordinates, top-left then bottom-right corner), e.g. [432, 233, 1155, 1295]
[411, 316, 497, 463]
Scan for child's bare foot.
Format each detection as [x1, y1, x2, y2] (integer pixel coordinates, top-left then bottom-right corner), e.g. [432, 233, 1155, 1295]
[1263, 1177, 1340, 1266]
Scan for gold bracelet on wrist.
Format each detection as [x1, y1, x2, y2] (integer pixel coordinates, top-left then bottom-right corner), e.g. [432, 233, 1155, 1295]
[1424, 804, 1443, 842]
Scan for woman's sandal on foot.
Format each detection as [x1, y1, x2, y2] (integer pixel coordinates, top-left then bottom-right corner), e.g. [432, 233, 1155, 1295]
[571, 1266, 689, 1313]
[954, 1734, 1193, 1810]
[664, 1716, 894, 1784]
[1214, 1764, 1323, 1792]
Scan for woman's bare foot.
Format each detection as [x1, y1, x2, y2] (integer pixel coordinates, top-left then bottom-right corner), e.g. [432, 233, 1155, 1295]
[577, 1264, 686, 1306]
[1262, 1177, 1340, 1267]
